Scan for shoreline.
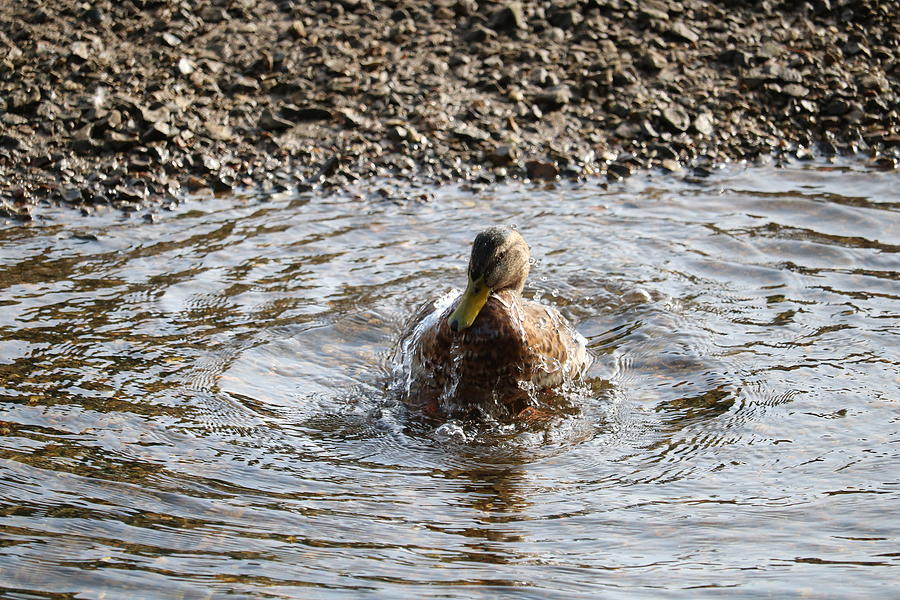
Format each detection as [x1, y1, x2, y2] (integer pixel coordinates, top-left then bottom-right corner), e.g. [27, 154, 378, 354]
[1, 0, 897, 219]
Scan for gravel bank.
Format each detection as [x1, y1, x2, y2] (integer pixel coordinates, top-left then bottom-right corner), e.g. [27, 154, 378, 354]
[1, 0, 897, 218]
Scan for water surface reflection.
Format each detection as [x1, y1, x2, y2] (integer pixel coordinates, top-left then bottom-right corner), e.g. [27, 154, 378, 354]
[0, 162, 898, 598]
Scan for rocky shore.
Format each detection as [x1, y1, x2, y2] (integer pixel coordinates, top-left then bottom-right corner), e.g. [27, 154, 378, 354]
[1, 0, 897, 218]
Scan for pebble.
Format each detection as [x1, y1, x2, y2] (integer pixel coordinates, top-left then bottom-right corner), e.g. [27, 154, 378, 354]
[0, 0, 895, 215]
[525, 160, 558, 180]
[662, 107, 691, 133]
[259, 110, 293, 132]
[488, 3, 527, 32]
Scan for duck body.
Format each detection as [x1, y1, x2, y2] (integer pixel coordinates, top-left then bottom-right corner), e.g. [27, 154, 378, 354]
[396, 227, 589, 418]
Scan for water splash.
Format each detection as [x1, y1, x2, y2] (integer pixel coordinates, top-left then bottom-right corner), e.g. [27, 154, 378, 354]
[388, 287, 598, 428]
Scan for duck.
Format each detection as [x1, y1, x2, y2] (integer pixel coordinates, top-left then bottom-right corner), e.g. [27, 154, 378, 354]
[397, 226, 589, 419]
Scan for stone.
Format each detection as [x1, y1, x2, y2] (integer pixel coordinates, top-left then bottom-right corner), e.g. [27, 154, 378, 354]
[607, 162, 632, 179]
[488, 3, 526, 32]
[230, 75, 259, 93]
[104, 131, 140, 151]
[532, 86, 572, 110]
[650, 143, 678, 160]
[0, 134, 21, 149]
[782, 84, 809, 98]
[314, 155, 341, 180]
[548, 8, 583, 29]
[660, 159, 681, 172]
[70, 42, 91, 62]
[525, 159, 558, 180]
[822, 98, 850, 116]
[142, 122, 173, 143]
[204, 122, 232, 141]
[82, 8, 104, 24]
[668, 22, 699, 43]
[161, 33, 182, 47]
[198, 6, 228, 22]
[259, 109, 293, 131]
[640, 50, 668, 71]
[178, 58, 196, 75]
[484, 145, 517, 166]
[62, 187, 83, 202]
[464, 24, 496, 43]
[281, 105, 333, 122]
[640, 3, 669, 20]
[662, 106, 691, 132]
[288, 20, 306, 39]
[387, 125, 409, 143]
[693, 113, 714, 136]
[451, 125, 490, 145]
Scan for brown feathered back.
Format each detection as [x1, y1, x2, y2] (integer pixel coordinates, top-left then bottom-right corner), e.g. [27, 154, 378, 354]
[403, 289, 587, 417]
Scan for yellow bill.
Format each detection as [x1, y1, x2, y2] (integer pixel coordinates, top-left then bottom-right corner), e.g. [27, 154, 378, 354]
[448, 276, 490, 331]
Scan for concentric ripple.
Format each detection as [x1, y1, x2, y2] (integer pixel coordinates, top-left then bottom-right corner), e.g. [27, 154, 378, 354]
[0, 161, 898, 599]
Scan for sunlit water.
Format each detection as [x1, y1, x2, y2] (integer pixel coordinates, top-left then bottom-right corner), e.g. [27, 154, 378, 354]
[1, 162, 898, 599]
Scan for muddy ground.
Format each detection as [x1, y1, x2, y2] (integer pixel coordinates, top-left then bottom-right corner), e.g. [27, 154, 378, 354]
[0, 0, 897, 218]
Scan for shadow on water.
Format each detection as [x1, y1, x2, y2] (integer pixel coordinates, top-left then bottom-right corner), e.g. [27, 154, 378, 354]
[0, 161, 898, 598]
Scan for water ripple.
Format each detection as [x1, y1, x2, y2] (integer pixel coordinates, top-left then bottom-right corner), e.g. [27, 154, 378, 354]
[0, 162, 898, 598]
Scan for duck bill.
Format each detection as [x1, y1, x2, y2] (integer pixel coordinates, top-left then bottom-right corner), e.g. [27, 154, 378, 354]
[448, 276, 490, 332]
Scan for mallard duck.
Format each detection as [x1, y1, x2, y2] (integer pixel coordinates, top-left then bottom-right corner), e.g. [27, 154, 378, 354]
[397, 226, 589, 418]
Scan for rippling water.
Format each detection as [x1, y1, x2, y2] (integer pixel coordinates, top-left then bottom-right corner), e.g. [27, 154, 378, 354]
[1, 162, 898, 598]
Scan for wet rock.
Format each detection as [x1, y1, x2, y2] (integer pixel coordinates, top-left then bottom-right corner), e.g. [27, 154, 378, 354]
[62, 187, 83, 202]
[607, 162, 632, 180]
[484, 145, 518, 167]
[184, 176, 209, 191]
[314, 155, 341, 181]
[128, 156, 153, 172]
[196, 154, 221, 173]
[208, 175, 233, 193]
[660, 159, 682, 172]
[115, 185, 146, 203]
[387, 125, 410, 144]
[650, 143, 678, 160]
[525, 159, 558, 180]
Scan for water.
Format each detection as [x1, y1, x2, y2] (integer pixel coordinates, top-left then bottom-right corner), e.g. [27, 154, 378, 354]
[0, 162, 898, 599]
